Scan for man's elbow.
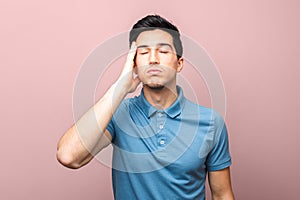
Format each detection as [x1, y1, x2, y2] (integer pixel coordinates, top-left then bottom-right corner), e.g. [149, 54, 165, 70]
[56, 148, 82, 169]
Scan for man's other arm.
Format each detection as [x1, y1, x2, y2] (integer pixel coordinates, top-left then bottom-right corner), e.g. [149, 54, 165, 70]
[208, 167, 235, 200]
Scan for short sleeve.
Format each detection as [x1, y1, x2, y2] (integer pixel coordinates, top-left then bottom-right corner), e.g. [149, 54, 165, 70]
[206, 112, 232, 171]
[105, 99, 131, 142]
[106, 118, 115, 141]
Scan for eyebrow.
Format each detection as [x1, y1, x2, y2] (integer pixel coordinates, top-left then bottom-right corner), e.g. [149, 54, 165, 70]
[137, 43, 174, 50]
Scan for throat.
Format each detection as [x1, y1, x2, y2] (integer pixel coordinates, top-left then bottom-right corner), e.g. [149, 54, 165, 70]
[143, 85, 178, 109]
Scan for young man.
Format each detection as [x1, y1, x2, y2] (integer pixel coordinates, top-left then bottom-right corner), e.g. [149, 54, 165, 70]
[57, 15, 235, 200]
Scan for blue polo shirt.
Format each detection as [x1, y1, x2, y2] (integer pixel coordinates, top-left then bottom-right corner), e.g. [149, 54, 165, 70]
[107, 86, 232, 200]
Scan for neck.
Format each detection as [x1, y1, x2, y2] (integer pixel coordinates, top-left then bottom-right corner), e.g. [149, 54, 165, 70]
[143, 84, 178, 110]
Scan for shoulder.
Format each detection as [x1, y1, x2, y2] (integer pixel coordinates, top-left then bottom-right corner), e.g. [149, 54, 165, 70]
[183, 98, 219, 117]
[183, 98, 226, 129]
[113, 96, 140, 116]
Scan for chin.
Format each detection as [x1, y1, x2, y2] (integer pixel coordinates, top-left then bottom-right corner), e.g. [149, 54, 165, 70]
[144, 83, 165, 90]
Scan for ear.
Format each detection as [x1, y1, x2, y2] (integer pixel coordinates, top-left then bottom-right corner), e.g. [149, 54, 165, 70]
[176, 57, 184, 72]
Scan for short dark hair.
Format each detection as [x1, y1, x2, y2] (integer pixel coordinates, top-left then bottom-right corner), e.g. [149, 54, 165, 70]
[129, 15, 183, 59]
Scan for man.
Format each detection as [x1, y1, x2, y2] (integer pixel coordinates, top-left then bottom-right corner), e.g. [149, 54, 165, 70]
[57, 15, 235, 200]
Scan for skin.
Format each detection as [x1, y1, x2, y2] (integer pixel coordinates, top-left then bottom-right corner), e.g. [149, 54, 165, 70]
[134, 29, 183, 109]
[209, 167, 235, 200]
[56, 29, 234, 199]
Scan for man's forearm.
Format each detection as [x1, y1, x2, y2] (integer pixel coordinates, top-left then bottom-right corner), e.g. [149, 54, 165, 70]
[56, 81, 128, 169]
[77, 82, 128, 148]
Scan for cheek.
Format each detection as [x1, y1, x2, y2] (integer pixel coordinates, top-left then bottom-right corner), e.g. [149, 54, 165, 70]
[164, 59, 179, 71]
[135, 65, 145, 77]
[135, 55, 148, 67]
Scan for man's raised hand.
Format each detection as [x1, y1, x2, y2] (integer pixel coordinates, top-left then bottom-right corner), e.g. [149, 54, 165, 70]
[117, 42, 141, 94]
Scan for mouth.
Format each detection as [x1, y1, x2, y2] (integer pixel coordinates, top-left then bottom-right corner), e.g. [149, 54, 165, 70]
[146, 67, 162, 75]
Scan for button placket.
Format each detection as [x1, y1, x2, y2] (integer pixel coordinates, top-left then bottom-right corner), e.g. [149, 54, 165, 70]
[156, 111, 165, 132]
[157, 136, 167, 147]
[159, 124, 164, 130]
[156, 111, 167, 147]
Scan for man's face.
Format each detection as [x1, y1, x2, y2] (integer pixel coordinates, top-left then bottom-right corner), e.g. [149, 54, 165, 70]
[134, 29, 183, 89]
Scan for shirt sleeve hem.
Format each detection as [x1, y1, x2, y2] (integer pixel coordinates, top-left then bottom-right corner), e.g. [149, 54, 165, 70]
[106, 126, 115, 140]
[207, 159, 232, 172]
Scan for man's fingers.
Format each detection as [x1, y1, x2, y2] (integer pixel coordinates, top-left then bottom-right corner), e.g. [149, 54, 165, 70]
[120, 42, 137, 79]
[129, 41, 136, 58]
[125, 42, 136, 68]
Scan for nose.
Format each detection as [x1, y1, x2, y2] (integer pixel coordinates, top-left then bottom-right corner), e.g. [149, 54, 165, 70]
[149, 49, 159, 65]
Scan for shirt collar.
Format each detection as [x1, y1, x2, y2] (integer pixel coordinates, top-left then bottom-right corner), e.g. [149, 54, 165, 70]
[138, 86, 185, 118]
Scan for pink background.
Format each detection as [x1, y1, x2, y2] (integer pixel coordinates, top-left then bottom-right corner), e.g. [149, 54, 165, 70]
[1, 0, 299, 199]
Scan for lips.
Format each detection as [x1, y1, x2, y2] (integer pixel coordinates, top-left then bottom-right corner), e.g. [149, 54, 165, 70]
[146, 67, 162, 75]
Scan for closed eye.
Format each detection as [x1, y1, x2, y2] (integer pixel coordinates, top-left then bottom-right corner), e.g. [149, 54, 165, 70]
[159, 50, 169, 54]
[137, 47, 149, 55]
[158, 45, 172, 54]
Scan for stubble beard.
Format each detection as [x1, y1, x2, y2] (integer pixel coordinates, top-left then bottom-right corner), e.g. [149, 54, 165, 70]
[143, 83, 165, 91]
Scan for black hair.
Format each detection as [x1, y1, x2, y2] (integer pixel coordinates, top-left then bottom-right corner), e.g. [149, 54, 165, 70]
[129, 15, 183, 59]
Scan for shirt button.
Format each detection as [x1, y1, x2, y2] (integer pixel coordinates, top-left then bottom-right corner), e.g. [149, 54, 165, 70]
[159, 140, 165, 145]
[158, 112, 163, 117]
[159, 124, 164, 129]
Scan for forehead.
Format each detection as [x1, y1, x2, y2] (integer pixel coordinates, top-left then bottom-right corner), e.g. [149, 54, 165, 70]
[135, 29, 174, 47]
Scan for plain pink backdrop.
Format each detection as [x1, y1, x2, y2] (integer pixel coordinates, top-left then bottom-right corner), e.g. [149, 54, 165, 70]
[1, 0, 299, 199]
